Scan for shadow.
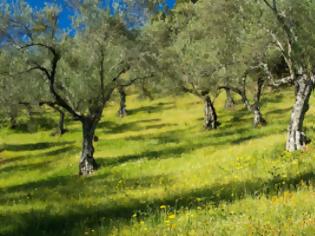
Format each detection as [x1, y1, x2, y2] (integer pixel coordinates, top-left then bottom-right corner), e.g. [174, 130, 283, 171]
[261, 93, 285, 105]
[231, 135, 257, 144]
[134, 118, 161, 123]
[0, 175, 79, 198]
[128, 103, 175, 116]
[98, 120, 141, 134]
[99, 118, 178, 137]
[124, 128, 185, 143]
[45, 146, 80, 157]
[210, 127, 250, 139]
[0, 142, 76, 167]
[0, 161, 52, 174]
[3, 141, 74, 152]
[144, 123, 177, 130]
[265, 107, 292, 116]
[229, 110, 251, 123]
[99, 124, 276, 168]
[1, 168, 314, 236]
[97, 143, 200, 167]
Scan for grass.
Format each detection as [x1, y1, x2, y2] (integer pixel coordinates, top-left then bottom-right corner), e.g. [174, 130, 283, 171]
[0, 89, 315, 236]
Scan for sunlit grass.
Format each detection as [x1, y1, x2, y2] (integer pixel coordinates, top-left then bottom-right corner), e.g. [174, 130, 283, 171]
[0, 90, 315, 235]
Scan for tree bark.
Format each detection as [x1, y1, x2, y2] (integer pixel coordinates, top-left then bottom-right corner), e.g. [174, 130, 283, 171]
[238, 77, 266, 128]
[79, 118, 98, 175]
[286, 75, 313, 151]
[242, 99, 266, 128]
[58, 110, 66, 135]
[252, 78, 267, 128]
[252, 104, 267, 128]
[118, 87, 127, 117]
[204, 95, 219, 129]
[224, 88, 235, 109]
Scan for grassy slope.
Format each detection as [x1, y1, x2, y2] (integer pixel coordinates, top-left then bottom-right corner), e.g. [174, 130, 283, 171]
[0, 90, 315, 236]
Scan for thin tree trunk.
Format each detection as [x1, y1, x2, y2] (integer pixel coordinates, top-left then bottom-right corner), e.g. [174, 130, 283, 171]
[224, 88, 235, 109]
[58, 110, 66, 135]
[118, 87, 127, 117]
[241, 95, 267, 128]
[286, 75, 313, 151]
[252, 78, 267, 128]
[204, 95, 219, 129]
[79, 118, 98, 175]
[239, 78, 266, 128]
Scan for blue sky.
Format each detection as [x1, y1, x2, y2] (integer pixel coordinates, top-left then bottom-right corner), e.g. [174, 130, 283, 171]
[26, 0, 176, 29]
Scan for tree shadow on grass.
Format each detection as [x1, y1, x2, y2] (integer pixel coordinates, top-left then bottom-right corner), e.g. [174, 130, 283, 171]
[97, 144, 202, 167]
[0, 161, 53, 174]
[127, 103, 175, 116]
[265, 107, 292, 117]
[144, 123, 177, 130]
[98, 118, 167, 135]
[98, 120, 140, 134]
[124, 128, 183, 143]
[1, 167, 314, 236]
[44, 146, 80, 157]
[0, 142, 76, 167]
[3, 141, 74, 152]
[0, 172, 172, 204]
[97, 128, 272, 167]
[261, 93, 285, 106]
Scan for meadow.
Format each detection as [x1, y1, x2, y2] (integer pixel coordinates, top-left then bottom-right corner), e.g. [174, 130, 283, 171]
[0, 90, 315, 236]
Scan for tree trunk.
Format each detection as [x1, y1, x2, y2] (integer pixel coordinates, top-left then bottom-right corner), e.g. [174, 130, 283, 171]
[204, 95, 219, 129]
[286, 76, 313, 151]
[79, 118, 98, 175]
[58, 110, 66, 135]
[224, 88, 235, 109]
[252, 104, 267, 128]
[118, 87, 127, 117]
[240, 78, 266, 128]
[252, 78, 266, 128]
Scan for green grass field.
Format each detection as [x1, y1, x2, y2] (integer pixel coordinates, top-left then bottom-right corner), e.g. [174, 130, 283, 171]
[1, 90, 315, 236]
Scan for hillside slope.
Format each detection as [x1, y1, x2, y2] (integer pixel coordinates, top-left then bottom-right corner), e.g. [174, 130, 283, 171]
[0, 90, 315, 236]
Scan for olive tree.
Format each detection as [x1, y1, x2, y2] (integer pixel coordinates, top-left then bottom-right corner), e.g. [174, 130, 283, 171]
[259, 0, 315, 151]
[153, 1, 224, 129]
[0, 0, 147, 175]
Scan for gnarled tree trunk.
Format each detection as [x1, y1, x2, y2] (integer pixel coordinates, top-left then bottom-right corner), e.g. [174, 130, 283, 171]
[79, 118, 98, 175]
[252, 104, 266, 128]
[240, 77, 266, 128]
[204, 95, 219, 129]
[286, 76, 313, 151]
[118, 87, 127, 117]
[243, 100, 266, 128]
[224, 88, 235, 109]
